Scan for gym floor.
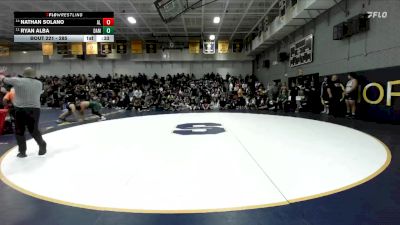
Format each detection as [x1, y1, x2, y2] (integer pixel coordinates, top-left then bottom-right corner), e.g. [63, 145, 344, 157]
[0, 109, 399, 225]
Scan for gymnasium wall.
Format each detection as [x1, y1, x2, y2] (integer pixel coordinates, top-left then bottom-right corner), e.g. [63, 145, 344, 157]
[113, 61, 252, 78]
[255, 0, 400, 84]
[1, 50, 253, 78]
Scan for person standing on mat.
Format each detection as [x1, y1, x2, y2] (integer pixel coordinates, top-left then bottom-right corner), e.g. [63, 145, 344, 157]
[345, 72, 359, 118]
[320, 76, 330, 114]
[327, 75, 345, 117]
[0, 67, 47, 158]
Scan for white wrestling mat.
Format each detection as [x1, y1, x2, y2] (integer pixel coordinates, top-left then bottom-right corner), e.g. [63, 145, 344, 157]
[0, 113, 391, 213]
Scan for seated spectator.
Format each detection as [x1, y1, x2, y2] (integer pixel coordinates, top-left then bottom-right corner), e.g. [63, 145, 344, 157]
[210, 99, 220, 110]
[257, 97, 269, 110]
[247, 96, 257, 110]
[133, 97, 142, 111]
[201, 97, 210, 110]
[219, 97, 227, 110]
[237, 87, 245, 110]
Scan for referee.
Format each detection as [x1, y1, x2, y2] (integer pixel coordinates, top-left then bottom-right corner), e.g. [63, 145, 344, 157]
[0, 67, 47, 158]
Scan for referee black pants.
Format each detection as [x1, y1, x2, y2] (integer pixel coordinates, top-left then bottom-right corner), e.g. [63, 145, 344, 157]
[14, 107, 46, 154]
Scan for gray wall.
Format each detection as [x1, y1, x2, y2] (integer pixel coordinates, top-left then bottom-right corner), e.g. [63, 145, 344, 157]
[1, 49, 253, 78]
[5, 60, 252, 78]
[0, 51, 43, 64]
[255, 0, 400, 84]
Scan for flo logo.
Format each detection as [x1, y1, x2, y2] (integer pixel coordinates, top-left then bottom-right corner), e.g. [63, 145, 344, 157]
[367, 11, 388, 18]
[173, 123, 225, 135]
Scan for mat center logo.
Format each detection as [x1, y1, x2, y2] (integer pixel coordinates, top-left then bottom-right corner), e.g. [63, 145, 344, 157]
[173, 123, 225, 135]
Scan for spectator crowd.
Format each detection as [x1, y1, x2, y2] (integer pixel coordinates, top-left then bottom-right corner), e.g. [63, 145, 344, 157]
[35, 73, 293, 112]
[1, 72, 357, 117]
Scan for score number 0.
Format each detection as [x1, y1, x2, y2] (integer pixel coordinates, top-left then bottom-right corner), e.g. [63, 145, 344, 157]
[102, 18, 114, 26]
[102, 18, 114, 35]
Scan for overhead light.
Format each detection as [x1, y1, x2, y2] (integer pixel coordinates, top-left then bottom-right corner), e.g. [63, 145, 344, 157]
[22, 51, 27, 54]
[127, 16, 136, 24]
[213, 16, 220, 24]
[209, 35, 215, 40]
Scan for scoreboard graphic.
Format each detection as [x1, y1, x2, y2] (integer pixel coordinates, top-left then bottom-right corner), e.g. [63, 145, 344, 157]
[14, 12, 114, 43]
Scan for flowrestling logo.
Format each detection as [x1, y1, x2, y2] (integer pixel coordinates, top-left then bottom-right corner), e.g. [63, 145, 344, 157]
[367, 11, 388, 19]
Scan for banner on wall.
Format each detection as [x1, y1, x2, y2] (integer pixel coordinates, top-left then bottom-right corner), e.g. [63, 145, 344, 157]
[0, 46, 10, 57]
[116, 41, 127, 54]
[146, 41, 157, 53]
[218, 40, 229, 54]
[289, 34, 313, 67]
[322, 66, 400, 122]
[131, 40, 143, 54]
[203, 40, 215, 54]
[57, 43, 68, 55]
[100, 43, 112, 55]
[70, 43, 83, 55]
[232, 39, 243, 53]
[86, 42, 98, 55]
[42, 43, 53, 56]
[244, 37, 252, 52]
[189, 40, 200, 54]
